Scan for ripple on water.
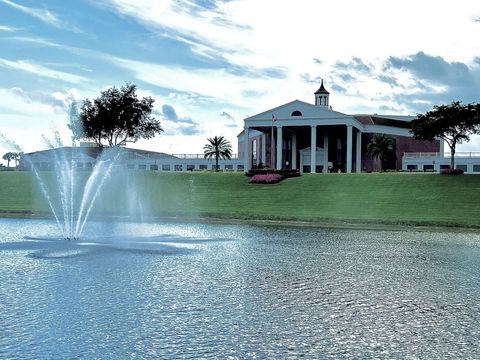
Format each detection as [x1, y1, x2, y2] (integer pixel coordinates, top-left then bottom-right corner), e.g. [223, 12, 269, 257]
[1, 219, 480, 358]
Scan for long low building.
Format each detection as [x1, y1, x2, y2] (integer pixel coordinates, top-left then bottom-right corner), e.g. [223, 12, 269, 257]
[21, 145, 244, 172]
[402, 152, 480, 173]
[238, 81, 441, 173]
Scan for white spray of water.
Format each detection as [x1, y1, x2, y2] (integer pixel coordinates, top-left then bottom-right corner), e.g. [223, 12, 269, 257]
[75, 147, 123, 237]
[1, 131, 125, 240]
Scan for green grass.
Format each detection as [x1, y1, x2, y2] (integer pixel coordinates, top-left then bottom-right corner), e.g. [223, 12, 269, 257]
[1, 171, 480, 228]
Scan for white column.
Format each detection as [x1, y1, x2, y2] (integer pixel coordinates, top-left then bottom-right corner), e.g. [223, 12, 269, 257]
[311, 125, 317, 173]
[292, 133, 297, 169]
[261, 133, 266, 165]
[276, 126, 283, 170]
[323, 131, 329, 173]
[439, 138, 444, 157]
[356, 129, 362, 173]
[244, 127, 249, 172]
[346, 125, 352, 173]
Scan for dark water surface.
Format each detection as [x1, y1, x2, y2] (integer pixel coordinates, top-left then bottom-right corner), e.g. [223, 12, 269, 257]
[1, 218, 480, 359]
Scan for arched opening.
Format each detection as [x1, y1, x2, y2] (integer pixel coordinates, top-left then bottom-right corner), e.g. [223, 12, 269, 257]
[291, 110, 302, 117]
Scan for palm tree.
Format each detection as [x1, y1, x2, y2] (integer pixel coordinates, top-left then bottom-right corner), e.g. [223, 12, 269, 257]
[367, 134, 397, 171]
[2, 152, 15, 168]
[203, 136, 232, 172]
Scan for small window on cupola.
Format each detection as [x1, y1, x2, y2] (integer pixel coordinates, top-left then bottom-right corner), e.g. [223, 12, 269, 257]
[291, 110, 302, 116]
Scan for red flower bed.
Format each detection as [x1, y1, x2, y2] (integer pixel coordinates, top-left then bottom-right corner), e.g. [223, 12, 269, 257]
[249, 173, 285, 184]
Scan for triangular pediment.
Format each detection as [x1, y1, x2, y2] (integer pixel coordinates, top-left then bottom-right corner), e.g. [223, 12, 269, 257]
[245, 100, 350, 121]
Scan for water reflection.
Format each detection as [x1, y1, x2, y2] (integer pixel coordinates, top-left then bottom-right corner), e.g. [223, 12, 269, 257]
[1, 218, 480, 358]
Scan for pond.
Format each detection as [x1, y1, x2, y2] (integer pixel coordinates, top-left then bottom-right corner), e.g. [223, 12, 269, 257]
[1, 218, 480, 358]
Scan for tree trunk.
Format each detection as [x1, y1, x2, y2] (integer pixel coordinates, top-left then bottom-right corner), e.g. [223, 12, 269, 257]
[450, 144, 455, 169]
[6, 159, 10, 168]
[215, 157, 219, 172]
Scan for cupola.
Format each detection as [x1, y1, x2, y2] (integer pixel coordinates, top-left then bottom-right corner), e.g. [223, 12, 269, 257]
[314, 79, 330, 109]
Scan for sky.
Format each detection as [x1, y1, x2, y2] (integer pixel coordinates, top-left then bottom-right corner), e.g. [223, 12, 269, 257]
[1, 0, 480, 163]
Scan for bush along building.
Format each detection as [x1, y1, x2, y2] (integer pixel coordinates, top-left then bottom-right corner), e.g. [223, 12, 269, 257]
[238, 81, 441, 173]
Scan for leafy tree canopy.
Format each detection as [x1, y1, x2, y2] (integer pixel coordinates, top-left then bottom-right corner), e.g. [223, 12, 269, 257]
[2, 151, 16, 167]
[410, 101, 480, 168]
[69, 83, 163, 147]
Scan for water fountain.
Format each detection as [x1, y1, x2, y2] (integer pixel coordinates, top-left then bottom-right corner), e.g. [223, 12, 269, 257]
[1, 132, 124, 240]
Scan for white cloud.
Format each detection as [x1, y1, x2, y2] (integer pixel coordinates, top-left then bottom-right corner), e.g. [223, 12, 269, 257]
[0, 24, 20, 31]
[98, 0, 480, 114]
[0, 0, 81, 32]
[104, 0, 480, 68]
[0, 58, 89, 84]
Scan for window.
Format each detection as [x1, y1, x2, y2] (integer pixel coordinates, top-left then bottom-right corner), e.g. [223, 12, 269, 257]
[162, 164, 171, 171]
[75, 162, 84, 169]
[139, 164, 147, 170]
[237, 165, 244, 171]
[456, 164, 468, 172]
[423, 165, 434, 171]
[199, 165, 208, 170]
[440, 165, 450, 170]
[187, 164, 195, 171]
[150, 164, 158, 171]
[85, 162, 93, 170]
[127, 164, 135, 170]
[407, 164, 417, 170]
[473, 165, 480, 172]
[212, 165, 219, 171]
[291, 110, 302, 116]
[225, 165, 233, 170]
[303, 165, 311, 172]
[174, 164, 183, 171]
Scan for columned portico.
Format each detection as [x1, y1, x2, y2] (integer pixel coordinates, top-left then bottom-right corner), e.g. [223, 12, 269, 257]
[292, 133, 297, 169]
[346, 125, 353, 173]
[356, 129, 362, 173]
[276, 126, 283, 170]
[261, 133, 266, 165]
[244, 127, 249, 172]
[323, 131, 329, 173]
[310, 125, 317, 173]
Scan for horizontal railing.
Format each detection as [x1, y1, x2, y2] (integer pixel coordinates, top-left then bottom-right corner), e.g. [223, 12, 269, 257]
[121, 153, 240, 160]
[170, 154, 239, 160]
[403, 152, 480, 158]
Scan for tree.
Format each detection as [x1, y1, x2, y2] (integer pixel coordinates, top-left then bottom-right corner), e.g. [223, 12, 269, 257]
[367, 134, 397, 171]
[69, 83, 163, 147]
[411, 101, 480, 169]
[203, 136, 233, 172]
[12, 152, 22, 168]
[2, 152, 15, 168]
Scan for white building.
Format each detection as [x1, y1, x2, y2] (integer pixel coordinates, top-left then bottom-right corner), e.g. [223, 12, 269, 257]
[21, 145, 244, 172]
[239, 81, 441, 173]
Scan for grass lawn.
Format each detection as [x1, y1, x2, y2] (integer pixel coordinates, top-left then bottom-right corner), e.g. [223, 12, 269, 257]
[1, 171, 480, 228]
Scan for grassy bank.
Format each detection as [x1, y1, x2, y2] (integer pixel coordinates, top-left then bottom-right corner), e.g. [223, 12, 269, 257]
[1, 171, 480, 228]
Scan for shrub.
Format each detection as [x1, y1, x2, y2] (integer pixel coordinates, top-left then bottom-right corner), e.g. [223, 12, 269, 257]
[440, 168, 464, 175]
[246, 169, 300, 178]
[249, 173, 285, 184]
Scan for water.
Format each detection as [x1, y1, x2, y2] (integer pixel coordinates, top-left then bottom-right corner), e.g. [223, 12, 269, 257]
[1, 218, 480, 358]
[1, 130, 126, 240]
[27, 145, 123, 240]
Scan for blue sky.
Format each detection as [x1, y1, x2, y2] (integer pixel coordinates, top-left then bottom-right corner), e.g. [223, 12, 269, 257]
[1, 0, 480, 161]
